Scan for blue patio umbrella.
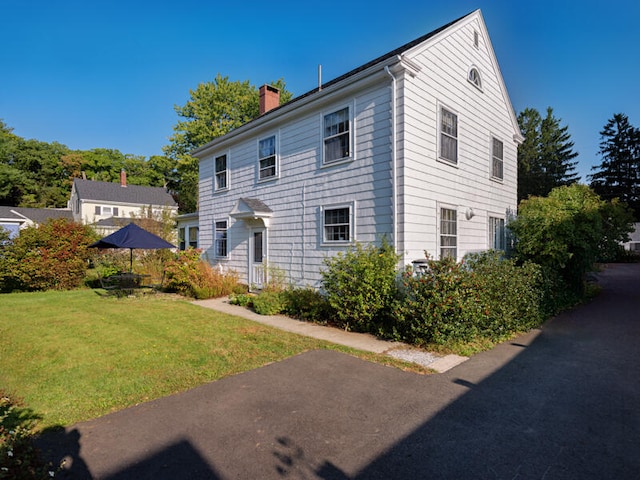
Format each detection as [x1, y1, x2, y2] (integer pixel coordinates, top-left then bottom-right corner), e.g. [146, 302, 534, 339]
[89, 222, 176, 272]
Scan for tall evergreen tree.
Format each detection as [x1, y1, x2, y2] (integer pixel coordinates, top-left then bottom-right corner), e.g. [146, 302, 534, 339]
[589, 113, 640, 218]
[517, 107, 579, 202]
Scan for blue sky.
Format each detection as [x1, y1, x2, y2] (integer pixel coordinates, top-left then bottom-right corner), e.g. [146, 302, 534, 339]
[1, 0, 638, 181]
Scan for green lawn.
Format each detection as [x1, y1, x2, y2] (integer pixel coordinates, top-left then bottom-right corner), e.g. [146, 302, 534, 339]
[0, 290, 419, 430]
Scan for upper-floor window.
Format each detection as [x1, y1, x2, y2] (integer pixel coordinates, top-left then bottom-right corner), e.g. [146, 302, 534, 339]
[215, 220, 228, 257]
[215, 154, 228, 191]
[491, 137, 504, 180]
[468, 67, 482, 90]
[258, 135, 277, 180]
[440, 107, 458, 164]
[94, 206, 118, 216]
[323, 205, 352, 243]
[323, 107, 350, 163]
[440, 207, 457, 259]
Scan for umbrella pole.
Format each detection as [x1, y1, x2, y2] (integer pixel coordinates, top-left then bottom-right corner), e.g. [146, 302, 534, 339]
[129, 248, 133, 273]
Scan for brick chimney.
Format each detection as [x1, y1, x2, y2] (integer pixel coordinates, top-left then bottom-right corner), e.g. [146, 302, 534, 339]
[120, 169, 127, 187]
[259, 84, 280, 115]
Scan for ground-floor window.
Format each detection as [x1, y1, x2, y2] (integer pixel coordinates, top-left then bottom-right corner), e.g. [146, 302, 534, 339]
[215, 220, 227, 257]
[323, 206, 352, 243]
[440, 207, 457, 259]
[489, 216, 505, 251]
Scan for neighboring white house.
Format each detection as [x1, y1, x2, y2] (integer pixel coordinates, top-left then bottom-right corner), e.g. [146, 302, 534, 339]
[193, 9, 522, 288]
[0, 206, 73, 238]
[623, 223, 640, 252]
[68, 170, 178, 234]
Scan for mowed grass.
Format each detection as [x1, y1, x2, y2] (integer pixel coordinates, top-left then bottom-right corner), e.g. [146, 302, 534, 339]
[1, 290, 415, 430]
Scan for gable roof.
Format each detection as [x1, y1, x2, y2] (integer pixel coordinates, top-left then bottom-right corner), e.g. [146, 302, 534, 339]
[0, 206, 73, 224]
[73, 179, 177, 207]
[194, 9, 524, 158]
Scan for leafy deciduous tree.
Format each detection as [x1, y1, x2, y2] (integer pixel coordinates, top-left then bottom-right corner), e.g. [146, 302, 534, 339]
[164, 74, 293, 212]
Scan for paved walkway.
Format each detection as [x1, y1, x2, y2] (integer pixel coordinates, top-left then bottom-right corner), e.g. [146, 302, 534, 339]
[191, 297, 468, 373]
[36, 264, 640, 479]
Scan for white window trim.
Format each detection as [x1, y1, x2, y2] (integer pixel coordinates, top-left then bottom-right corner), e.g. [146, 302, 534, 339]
[321, 201, 356, 245]
[438, 205, 458, 260]
[437, 104, 459, 167]
[214, 218, 229, 258]
[467, 66, 482, 91]
[488, 215, 506, 251]
[257, 134, 279, 182]
[490, 135, 504, 182]
[214, 153, 229, 193]
[321, 102, 355, 167]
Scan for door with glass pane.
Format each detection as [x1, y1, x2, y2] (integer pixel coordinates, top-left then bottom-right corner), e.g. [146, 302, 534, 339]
[249, 228, 266, 289]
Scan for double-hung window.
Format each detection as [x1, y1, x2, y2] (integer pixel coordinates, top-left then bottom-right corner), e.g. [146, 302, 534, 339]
[491, 137, 504, 180]
[215, 220, 227, 257]
[489, 217, 505, 251]
[188, 227, 199, 249]
[258, 135, 277, 180]
[323, 107, 350, 163]
[440, 207, 457, 259]
[94, 206, 118, 216]
[178, 227, 186, 250]
[215, 155, 228, 191]
[440, 107, 458, 164]
[323, 206, 352, 243]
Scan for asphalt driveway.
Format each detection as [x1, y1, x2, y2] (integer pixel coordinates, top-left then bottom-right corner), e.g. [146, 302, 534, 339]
[37, 263, 640, 479]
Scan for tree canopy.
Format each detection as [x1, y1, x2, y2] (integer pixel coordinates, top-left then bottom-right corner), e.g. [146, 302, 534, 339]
[163, 74, 293, 212]
[0, 120, 175, 208]
[517, 107, 579, 203]
[589, 113, 640, 218]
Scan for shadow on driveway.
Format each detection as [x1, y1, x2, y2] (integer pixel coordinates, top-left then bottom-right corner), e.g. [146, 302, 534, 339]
[37, 264, 640, 479]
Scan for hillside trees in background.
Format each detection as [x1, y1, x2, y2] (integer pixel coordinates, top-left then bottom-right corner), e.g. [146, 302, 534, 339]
[517, 107, 579, 203]
[0, 120, 176, 208]
[164, 74, 293, 212]
[589, 113, 640, 218]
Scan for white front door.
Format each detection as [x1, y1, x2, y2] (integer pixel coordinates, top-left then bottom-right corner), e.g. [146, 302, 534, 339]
[249, 228, 266, 289]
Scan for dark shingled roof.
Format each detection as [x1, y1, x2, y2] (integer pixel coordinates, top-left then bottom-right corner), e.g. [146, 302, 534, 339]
[0, 206, 73, 224]
[73, 179, 177, 207]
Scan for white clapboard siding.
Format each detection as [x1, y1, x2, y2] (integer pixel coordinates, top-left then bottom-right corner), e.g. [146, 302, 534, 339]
[196, 10, 519, 287]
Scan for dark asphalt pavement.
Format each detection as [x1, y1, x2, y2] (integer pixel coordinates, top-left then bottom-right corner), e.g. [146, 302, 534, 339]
[36, 263, 640, 479]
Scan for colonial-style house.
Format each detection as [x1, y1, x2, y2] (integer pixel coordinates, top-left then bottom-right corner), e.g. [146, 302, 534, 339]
[193, 9, 522, 288]
[68, 170, 178, 234]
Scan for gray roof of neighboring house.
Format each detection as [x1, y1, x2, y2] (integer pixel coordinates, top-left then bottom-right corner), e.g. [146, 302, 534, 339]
[0, 206, 73, 223]
[73, 179, 177, 207]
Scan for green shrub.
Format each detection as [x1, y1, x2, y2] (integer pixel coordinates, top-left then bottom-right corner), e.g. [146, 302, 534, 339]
[321, 239, 400, 332]
[229, 293, 254, 307]
[0, 218, 97, 292]
[282, 287, 332, 324]
[393, 252, 546, 347]
[252, 291, 286, 315]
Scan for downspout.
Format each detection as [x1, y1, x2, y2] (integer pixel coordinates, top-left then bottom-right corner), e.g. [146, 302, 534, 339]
[384, 65, 398, 254]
